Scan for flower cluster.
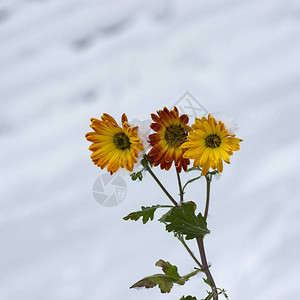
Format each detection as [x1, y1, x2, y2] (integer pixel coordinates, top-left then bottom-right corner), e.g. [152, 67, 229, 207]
[85, 106, 243, 299]
[86, 107, 242, 175]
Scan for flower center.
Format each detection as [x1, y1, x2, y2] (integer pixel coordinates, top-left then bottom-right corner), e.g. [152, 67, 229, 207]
[205, 134, 221, 148]
[113, 132, 131, 150]
[164, 125, 188, 148]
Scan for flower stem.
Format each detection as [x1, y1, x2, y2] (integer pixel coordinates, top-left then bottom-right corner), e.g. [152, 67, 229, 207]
[197, 238, 218, 300]
[145, 165, 179, 207]
[204, 174, 212, 220]
[176, 171, 184, 204]
[197, 173, 218, 300]
[177, 235, 203, 269]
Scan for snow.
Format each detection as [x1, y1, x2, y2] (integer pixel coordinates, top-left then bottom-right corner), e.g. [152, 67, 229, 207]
[1, 0, 300, 299]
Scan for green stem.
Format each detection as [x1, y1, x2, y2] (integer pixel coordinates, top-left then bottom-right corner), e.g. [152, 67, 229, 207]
[197, 173, 217, 300]
[145, 165, 179, 207]
[177, 235, 203, 269]
[182, 174, 202, 193]
[176, 171, 184, 204]
[197, 238, 218, 300]
[204, 174, 212, 220]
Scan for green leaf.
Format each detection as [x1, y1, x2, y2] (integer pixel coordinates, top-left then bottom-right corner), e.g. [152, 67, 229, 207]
[123, 205, 172, 224]
[130, 260, 201, 294]
[159, 202, 210, 239]
[202, 287, 229, 300]
[130, 173, 138, 181]
[203, 277, 211, 287]
[130, 170, 144, 181]
[155, 259, 180, 277]
[141, 154, 151, 168]
[180, 296, 197, 300]
[137, 172, 143, 180]
[130, 155, 152, 181]
[218, 288, 229, 299]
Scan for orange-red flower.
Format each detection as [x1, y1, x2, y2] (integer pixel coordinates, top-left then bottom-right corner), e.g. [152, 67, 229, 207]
[180, 114, 242, 175]
[86, 113, 144, 174]
[148, 107, 190, 172]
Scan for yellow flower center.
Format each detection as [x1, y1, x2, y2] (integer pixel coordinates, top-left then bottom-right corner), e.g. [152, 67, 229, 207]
[205, 134, 221, 148]
[164, 125, 188, 148]
[113, 132, 131, 150]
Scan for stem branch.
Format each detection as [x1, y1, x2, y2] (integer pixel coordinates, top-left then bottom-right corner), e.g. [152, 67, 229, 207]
[177, 235, 203, 269]
[197, 173, 218, 299]
[145, 165, 179, 207]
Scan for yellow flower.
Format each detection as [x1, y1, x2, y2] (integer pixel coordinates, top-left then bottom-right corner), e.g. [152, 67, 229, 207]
[180, 114, 242, 175]
[85, 113, 144, 174]
[148, 107, 190, 172]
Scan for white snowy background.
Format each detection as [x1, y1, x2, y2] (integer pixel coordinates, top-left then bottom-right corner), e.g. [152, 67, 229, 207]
[1, 0, 300, 299]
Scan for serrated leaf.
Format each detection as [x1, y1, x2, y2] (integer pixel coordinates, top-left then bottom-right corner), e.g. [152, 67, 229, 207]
[130, 274, 181, 293]
[159, 202, 210, 239]
[123, 205, 161, 224]
[130, 260, 201, 294]
[180, 296, 197, 300]
[155, 259, 184, 278]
